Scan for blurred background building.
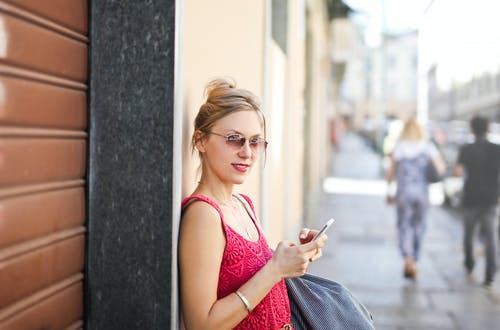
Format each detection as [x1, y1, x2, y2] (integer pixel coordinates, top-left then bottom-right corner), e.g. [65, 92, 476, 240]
[2, 0, 500, 329]
[421, 0, 500, 126]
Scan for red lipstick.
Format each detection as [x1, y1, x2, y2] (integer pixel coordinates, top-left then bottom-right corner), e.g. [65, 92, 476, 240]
[232, 163, 250, 173]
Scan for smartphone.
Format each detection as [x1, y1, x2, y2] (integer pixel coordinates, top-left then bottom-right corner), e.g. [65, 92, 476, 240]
[312, 218, 335, 241]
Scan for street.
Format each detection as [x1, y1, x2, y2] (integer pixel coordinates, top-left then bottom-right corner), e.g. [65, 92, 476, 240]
[308, 132, 500, 330]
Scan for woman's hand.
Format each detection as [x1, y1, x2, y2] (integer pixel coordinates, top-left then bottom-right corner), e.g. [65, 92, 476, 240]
[299, 228, 327, 262]
[270, 235, 327, 278]
[298, 228, 318, 244]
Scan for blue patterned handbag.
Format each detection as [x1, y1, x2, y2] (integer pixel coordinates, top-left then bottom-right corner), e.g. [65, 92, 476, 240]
[286, 273, 375, 330]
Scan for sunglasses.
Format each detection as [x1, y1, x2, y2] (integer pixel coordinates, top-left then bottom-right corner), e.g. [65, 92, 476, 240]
[209, 132, 268, 154]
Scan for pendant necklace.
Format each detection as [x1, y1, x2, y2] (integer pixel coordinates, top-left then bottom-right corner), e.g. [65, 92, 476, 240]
[230, 197, 254, 240]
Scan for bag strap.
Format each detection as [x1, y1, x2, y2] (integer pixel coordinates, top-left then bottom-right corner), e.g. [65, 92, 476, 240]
[233, 193, 258, 223]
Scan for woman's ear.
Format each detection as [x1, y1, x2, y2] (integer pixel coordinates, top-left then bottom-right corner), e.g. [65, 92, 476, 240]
[194, 130, 206, 153]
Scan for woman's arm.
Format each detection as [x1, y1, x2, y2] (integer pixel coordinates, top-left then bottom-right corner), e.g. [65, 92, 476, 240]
[432, 151, 447, 175]
[386, 155, 396, 183]
[428, 142, 446, 175]
[385, 155, 397, 204]
[179, 202, 241, 329]
[179, 202, 326, 330]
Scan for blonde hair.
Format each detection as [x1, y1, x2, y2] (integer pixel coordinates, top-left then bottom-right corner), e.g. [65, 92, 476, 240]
[191, 77, 266, 158]
[400, 118, 426, 141]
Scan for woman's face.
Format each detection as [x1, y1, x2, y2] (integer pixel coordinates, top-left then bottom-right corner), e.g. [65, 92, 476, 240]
[200, 110, 265, 185]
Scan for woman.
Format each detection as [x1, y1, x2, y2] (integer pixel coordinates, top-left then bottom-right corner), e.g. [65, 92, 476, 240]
[386, 118, 445, 280]
[179, 78, 327, 329]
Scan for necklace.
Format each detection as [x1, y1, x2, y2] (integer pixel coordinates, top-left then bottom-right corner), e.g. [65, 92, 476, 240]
[196, 183, 256, 240]
[227, 196, 255, 240]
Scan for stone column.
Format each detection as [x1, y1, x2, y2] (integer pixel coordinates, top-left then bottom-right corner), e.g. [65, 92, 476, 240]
[87, 1, 175, 329]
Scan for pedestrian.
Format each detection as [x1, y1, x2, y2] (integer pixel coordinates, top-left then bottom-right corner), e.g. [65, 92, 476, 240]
[178, 77, 327, 329]
[386, 118, 445, 280]
[454, 115, 500, 288]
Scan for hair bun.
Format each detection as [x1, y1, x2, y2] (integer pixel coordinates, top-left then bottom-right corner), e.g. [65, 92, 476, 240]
[204, 77, 236, 99]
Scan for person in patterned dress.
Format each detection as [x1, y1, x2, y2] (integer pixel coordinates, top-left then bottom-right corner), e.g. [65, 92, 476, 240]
[386, 118, 445, 280]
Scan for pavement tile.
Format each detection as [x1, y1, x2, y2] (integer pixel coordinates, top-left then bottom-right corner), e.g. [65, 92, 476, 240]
[354, 287, 430, 309]
[368, 306, 456, 329]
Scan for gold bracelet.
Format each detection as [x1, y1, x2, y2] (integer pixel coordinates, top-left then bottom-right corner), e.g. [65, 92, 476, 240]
[235, 290, 252, 313]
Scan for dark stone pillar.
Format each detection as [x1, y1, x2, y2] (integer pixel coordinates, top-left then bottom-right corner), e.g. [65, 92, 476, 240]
[86, 1, 175, 329]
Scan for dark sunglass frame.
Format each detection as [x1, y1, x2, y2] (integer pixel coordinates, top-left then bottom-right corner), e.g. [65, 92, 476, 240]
[209, 132, 268, 153]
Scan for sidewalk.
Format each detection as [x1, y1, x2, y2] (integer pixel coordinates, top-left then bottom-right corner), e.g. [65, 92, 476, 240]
[308, 132, 500, 330]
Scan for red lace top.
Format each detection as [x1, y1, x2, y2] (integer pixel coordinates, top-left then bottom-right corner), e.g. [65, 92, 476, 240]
[181, 194, 291, 330]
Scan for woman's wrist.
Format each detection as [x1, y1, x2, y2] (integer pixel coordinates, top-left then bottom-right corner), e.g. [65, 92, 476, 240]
[235, 290, 252, 313]
[265, 257, 284, 282]
[387, 181, 396, 196]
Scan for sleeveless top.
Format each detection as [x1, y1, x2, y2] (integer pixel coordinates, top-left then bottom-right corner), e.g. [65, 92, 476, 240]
[181, 194, 291, 330]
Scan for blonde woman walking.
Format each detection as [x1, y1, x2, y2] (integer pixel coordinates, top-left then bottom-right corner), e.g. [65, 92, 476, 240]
[386, 118, 445, 280]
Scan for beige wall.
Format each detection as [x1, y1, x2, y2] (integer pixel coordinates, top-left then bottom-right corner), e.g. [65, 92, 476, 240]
[181, 0, 334, 245]
[276, 0, 307, 242]
[303, 0, 333, 223]
[182, 0, 265, 204]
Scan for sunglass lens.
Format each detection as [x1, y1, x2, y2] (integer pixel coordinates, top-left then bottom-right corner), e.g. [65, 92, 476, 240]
[249, 139, 267, 153]
[226, 134, 246, 148]
[224, 134, 267, 153]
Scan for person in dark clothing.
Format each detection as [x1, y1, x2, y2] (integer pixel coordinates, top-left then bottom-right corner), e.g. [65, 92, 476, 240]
[454, 115, 500, 288]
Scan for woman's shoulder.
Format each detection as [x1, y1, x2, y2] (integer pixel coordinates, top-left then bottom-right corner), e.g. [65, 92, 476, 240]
[392, 140, 415, 155]
[393, 140, 433, 160]
[182, 194, 218, 209]
[182, 195, 223, 223]
[180, 197, 226, 244]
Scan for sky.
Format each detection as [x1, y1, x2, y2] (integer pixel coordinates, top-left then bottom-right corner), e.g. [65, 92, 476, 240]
[343, 0, 500, 87]
[343, 0, 433, 46]
[419, 0, 500, 87]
